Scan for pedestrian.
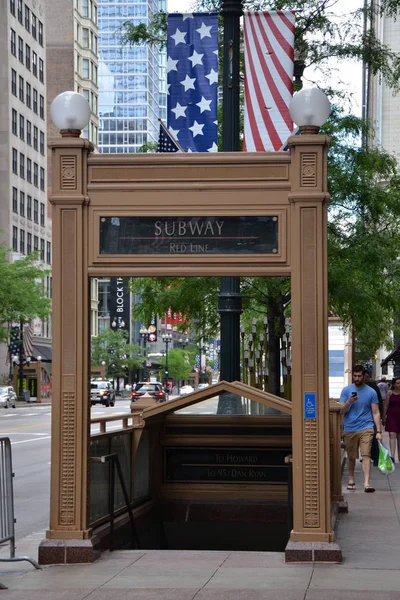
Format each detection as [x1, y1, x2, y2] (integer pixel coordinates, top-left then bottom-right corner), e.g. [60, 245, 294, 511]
[377, 377, 389, 402]
[363, 370, 383, 467]
[340, 364, 382, 493]
[383, 376, 400, 462]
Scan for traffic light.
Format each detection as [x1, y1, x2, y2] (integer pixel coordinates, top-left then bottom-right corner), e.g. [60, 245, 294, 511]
[165, 370, 168, 377]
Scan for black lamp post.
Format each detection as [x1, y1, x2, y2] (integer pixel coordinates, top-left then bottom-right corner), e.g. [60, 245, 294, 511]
[140, 326, 149, 380]
[217, 0, 243, 414]
[162, 332, 172, 388]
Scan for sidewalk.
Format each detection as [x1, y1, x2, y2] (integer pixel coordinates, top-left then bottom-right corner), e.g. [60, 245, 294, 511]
[1, 458, 400, 599]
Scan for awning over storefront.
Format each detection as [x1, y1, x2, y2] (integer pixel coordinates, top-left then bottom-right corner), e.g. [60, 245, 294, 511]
[32, 344, 52, 362]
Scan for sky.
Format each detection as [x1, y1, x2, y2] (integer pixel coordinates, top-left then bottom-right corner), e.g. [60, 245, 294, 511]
[166, 0, 363, 115]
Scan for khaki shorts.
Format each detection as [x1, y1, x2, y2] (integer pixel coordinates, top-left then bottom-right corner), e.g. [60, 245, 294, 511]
[343, 429, 374, 460]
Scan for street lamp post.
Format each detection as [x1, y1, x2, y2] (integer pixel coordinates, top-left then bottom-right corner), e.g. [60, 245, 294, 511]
[140, 327, 149, 380]
[162, 332, 172, 390]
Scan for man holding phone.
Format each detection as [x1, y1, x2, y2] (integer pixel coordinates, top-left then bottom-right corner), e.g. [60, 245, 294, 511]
[340, 364, 382, 492]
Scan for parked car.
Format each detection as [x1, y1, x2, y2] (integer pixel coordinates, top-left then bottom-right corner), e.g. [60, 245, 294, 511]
[90, 380, 116, 407]
[179, 385, 195, 396]
[0, 386, 17, 409]
[197, 383, 209, 390]
[131, 382, 168, 403]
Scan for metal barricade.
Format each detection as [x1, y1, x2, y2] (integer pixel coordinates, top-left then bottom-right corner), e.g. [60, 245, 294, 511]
[0, 437, 40, 571]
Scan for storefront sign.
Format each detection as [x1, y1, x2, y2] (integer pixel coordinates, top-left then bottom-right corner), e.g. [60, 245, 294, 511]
[100, 216, 279, 255]
[109, 277, 130, 335]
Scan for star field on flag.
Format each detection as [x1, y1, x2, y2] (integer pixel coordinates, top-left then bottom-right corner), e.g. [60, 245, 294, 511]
[167, 13, 219, 152]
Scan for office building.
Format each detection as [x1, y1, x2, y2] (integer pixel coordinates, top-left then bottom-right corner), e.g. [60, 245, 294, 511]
[0, 0, 51, 376]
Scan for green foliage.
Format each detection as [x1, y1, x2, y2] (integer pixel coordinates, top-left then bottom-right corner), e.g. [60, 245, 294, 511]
[120, 10, 167, 49]
[158, 348, 196, 382]
[0, 245, 51, 342]
[137, 141, 158, 153]
[91, 329, 143, 378]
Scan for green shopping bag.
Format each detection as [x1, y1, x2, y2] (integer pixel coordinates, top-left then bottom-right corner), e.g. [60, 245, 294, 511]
[378, 441, 395, 475]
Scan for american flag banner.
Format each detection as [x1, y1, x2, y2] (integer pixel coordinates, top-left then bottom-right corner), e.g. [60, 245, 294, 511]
[167, 13, 219, 153]
[7, 325, 21, 364]
[23, 323, 33, 359]
[243, 11, 295, 152]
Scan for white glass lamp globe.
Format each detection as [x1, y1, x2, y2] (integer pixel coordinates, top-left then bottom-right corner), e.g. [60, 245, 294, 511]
[289, 87, 331, 133]
[50, 91, 91, 134]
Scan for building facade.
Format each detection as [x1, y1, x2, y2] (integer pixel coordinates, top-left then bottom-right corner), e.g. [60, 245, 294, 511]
[97, 0, 166, 154]
[0, 0, 51, 376]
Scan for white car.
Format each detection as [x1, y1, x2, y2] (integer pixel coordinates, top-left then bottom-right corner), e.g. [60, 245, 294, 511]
[179, 385, 194, 396]
[0, 386, 17, 409]
[197, 383, 209, 390]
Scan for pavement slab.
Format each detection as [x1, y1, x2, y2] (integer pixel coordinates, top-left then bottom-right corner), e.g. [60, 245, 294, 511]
[204, 566, 313, 590]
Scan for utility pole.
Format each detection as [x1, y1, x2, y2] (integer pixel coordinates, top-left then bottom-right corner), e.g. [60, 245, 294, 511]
[217, 0, 243, 414]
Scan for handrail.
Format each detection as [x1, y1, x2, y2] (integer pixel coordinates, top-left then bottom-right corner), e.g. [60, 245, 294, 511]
[90, 413, 140, 434]
[91, 453, 140, 550]
[329, 399, 344, 503]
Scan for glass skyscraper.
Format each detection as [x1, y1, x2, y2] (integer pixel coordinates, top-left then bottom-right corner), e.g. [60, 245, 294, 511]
[97, 0, 166, 153]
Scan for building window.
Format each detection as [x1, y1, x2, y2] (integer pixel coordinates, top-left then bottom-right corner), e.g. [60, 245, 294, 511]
[12, 148, 18, 174]
[82, 58, 89, 79]
[82, 27, 89, 47]
[25, 5, 30, 31]
[10, 28, 16, 55]
[39, 58, 44, 83]
[33, 200, 38, 223]
[12, 227, 18, 252]
[32, 51, 37, 77]
[17, 0, 22, 23]
[38, 21, 43, 46]
[27, 120, 31, 145]
[40, 238, 45, 261]
[40, 167, 45, 191]
[33, 89, 38, 113]
[12, 109, 17, 135]
[18, 36, 23, 62]
[93, 64, 97, 85]
[46, 241, 51, 264]
[26, 82, 31, 108]
[19, 76, 24, 102]
[40, 131, 45, 154]
[40, 202, 45, 226]
[20, 229, 25, 254]
[33, 235, 38, 252]
[27, 158, 32, 182]
[19, 191, 25, 216]
[32, 14, 37, 39]
[81, 0, 89, 17]
[33, 163, 38, 187]
[39, 94, 44, 119]
[10, 0, 15, 16]
[19, 153, 24, 179]
[19, 114, 24, 140]
[11, 69, 17, 96]
[25, 44, 30, 70]
[27, 195, 32, 219]
[27, 233, 32, 254]
[33, 126, 38, 149]
[12, 188, 18, 213]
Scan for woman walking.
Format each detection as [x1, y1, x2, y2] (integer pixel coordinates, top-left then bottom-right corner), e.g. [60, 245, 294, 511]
[383, 376, 400, 461]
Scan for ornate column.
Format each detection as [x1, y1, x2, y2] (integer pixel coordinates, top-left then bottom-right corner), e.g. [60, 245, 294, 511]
[286, 133, 342, 562]
[39, 135, 95, 564]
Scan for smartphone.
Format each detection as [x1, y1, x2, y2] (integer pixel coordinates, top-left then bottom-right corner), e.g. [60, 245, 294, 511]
[351, 392, 357, 397]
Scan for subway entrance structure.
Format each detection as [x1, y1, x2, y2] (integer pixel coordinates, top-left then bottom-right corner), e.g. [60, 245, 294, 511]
[40, 90, 342, 564]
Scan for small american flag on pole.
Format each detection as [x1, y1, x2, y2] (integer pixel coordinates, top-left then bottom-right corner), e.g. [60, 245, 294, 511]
[243, 11, 295, 152]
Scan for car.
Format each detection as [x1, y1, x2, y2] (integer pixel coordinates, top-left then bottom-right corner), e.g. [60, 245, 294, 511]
[197, 383, 209, 390]
[179, 385, 195, 396]
[0, 386, 17, 409]
[90, 380, 116, 406]
[131, 382, 168, 403]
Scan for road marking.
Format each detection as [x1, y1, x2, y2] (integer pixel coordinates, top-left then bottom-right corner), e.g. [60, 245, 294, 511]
[11, 435, 51, 445]
[0, 422, 49, 433]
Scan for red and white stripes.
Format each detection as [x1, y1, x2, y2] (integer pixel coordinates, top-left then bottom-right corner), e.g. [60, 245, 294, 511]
[243, 11, 295, 152]
[23, 323, 33, 359]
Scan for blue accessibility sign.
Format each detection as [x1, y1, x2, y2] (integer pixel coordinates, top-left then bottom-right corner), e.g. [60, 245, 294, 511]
[304, 392, 317, 419]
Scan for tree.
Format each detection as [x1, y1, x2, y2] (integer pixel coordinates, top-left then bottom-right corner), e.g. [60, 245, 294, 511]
[158, 347, 196, 390]
[91, 329, 143, 382]
[0, 245, 51, 343]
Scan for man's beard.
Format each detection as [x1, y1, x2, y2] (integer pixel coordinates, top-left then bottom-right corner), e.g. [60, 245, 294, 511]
[354, 380, 364, 388]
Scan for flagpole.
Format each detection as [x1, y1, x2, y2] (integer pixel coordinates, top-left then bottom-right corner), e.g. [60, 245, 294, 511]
[217, 0, 243, 414]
